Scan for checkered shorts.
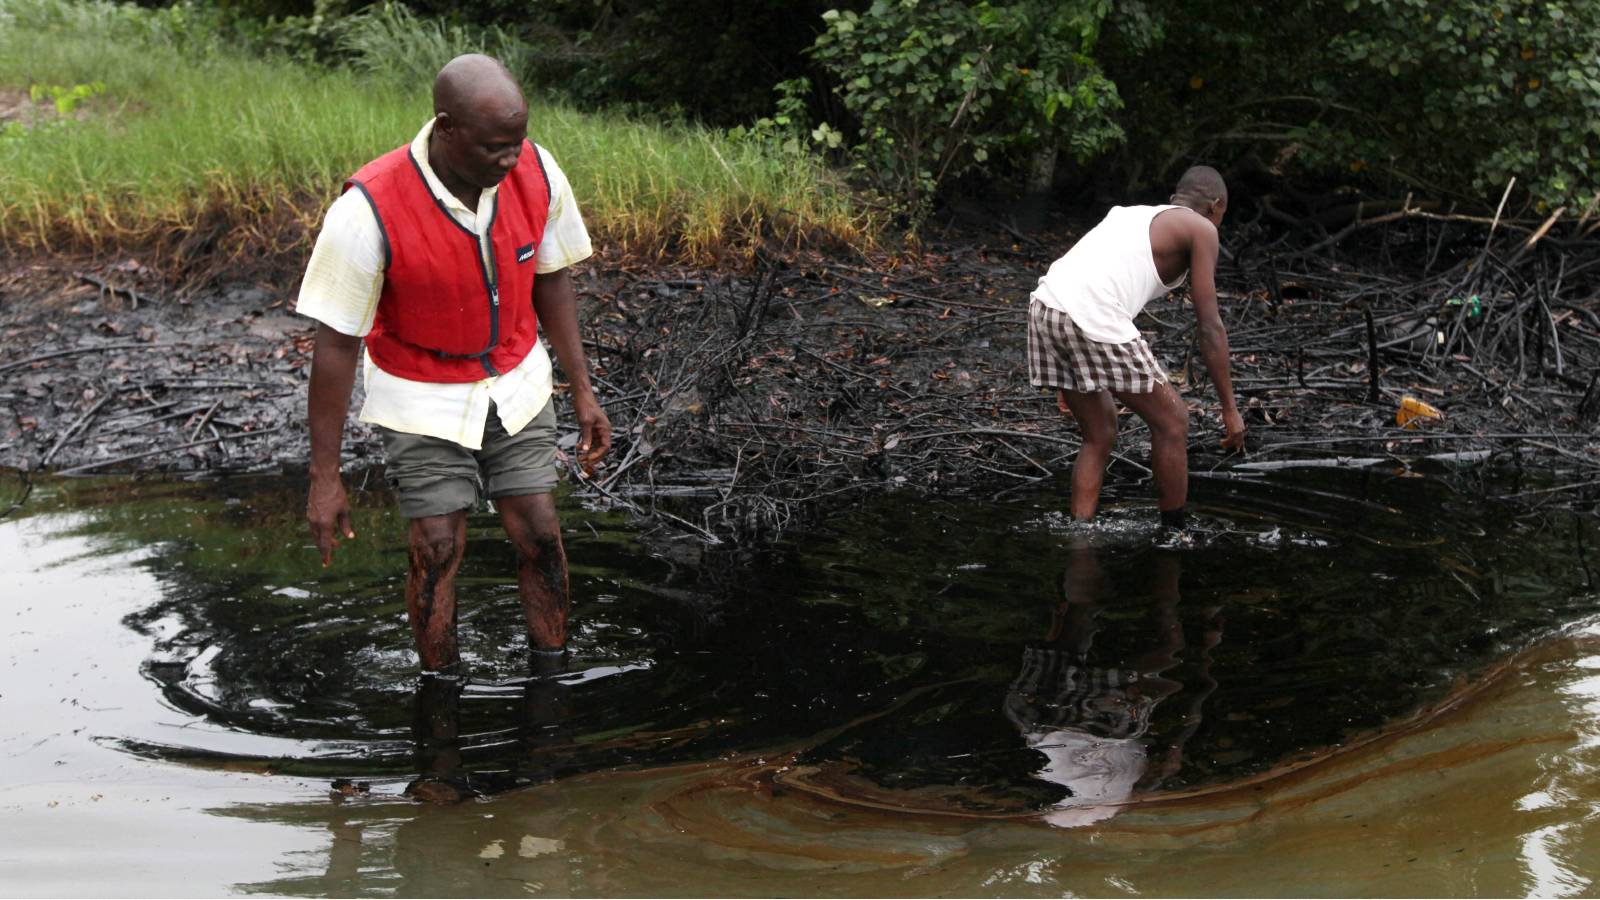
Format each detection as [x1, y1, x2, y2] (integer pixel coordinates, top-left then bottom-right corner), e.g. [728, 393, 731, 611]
[1027, 301, 1167, 394]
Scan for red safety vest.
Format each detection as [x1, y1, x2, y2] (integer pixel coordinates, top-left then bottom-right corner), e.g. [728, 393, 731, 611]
[345, 141, 550, 381]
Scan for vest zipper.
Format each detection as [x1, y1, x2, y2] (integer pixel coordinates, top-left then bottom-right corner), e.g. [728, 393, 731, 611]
[478, 254, 500, 377]
[476, 204, 501, 376]
[400, 151, 510, 377]
[451, 208, 501, 376]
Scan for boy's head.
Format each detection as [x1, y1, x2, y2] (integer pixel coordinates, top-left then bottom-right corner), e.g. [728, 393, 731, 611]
[1171, 166, 1227, 227]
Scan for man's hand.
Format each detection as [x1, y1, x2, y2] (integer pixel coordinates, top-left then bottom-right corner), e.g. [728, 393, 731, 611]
[1221, 408, 1247, 451]
[305, 322, 361, 566]
[307, 474, 355, 566]
[572, 391, 612, 477]
[533, 267, 613, 477]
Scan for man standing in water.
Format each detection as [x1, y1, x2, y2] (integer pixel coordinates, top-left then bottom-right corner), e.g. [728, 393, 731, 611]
[1027, 165, 1245, 532]
[299, 54, 610, 671]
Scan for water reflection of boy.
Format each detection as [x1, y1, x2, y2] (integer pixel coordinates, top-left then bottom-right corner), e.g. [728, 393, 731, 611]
[1003, 541, 1221, 826]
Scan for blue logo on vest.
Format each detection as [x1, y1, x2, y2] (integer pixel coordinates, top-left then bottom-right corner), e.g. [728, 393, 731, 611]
[516, 242, 535, 264]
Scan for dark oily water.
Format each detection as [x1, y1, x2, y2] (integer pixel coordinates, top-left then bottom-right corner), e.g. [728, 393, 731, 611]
[31, 475, 924, 789]
[780, 467, 1600, 821]
[15, 465, 1599, 822]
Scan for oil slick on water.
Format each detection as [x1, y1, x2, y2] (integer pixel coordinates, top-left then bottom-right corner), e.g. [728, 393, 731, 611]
[2, 463, 1599, 896]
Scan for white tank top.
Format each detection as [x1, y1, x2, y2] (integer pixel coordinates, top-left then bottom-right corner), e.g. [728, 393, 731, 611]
[1030, 205, 1188, 343]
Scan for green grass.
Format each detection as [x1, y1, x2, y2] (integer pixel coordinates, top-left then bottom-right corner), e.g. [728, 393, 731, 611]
[0, 0, 876, 265]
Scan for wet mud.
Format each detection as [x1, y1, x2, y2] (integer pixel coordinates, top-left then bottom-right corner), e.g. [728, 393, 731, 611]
[8, 210, 1600, 549]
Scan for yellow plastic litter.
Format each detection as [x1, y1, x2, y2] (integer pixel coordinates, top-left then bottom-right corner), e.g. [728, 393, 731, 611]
[1396, 395, 1443, 429]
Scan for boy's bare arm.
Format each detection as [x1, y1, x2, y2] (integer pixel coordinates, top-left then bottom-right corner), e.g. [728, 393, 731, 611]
[1187, 219, 1246, 449]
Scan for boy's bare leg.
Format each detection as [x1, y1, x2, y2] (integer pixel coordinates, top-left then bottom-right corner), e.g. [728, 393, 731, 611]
[1059, 388, 1118, 521]
[1112, 382, 1190, 516]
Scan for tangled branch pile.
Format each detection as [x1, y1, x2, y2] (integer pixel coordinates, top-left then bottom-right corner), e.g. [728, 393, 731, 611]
[5, 207, 1598, 537]
[571, 209, 1600, 540]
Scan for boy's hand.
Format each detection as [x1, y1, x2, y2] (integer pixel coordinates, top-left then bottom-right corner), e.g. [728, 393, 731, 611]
[1056, 388, 1070, 415]
[1221, 408, 1247, 451]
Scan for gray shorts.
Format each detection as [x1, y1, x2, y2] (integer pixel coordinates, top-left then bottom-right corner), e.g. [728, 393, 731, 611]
[380, 401, 558, 519]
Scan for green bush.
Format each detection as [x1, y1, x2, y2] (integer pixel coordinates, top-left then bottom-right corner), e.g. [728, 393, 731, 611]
[809, 0, 1123, 221]
[1097, 0, 1600, 211]
[1328, 0, 1600, 209]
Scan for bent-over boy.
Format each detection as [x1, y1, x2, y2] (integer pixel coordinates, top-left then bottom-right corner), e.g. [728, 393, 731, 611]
[1027, 165, 1245, 531]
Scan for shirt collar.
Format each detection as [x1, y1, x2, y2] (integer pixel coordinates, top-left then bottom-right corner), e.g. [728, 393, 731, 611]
[409, 118, 497, 215]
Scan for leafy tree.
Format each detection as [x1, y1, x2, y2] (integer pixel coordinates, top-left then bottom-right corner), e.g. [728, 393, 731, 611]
[809, 0, 1123, 221]
[1329, 0, 1600, 209]
[1099, 0, 1600, 211]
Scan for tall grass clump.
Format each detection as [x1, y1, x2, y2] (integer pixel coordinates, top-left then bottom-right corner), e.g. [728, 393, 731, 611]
[0, 0, 875, 273]
[336, 2, 518, 89]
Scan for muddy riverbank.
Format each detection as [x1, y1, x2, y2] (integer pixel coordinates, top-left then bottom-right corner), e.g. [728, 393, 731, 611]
[4, 215, 1598, 537]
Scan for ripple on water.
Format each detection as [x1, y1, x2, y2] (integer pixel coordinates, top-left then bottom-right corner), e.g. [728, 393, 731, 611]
[215, 627, 1600, 896]
[22, 465, 1600, 824]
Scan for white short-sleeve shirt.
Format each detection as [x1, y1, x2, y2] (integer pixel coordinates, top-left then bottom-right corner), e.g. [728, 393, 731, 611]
[296, 118, 593, 450]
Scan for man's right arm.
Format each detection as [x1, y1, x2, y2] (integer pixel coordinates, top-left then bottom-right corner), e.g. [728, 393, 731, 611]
[297, 189, 386, 565]
[307, 323, 361, 565]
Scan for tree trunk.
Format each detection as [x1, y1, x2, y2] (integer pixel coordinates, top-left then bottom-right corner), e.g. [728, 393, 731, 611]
[1025, 142, 1059, 195]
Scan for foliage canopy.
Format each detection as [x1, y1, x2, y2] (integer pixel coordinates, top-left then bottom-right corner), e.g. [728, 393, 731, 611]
[1089, 0, 1600, 211]
[17, 0, 1600, 217]
[809, 0, 1123, 220]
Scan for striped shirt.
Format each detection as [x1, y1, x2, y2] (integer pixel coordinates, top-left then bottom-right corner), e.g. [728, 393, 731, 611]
[296, 118, 593, 450]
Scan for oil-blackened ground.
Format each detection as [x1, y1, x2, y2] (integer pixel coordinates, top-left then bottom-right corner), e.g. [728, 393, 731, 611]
[3, 213, 1598, 537]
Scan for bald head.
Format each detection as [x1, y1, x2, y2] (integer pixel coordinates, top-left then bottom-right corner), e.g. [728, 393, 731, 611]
[428, 54, 530, 194]
[1172, 165, 1227, 208]
[433, 54, 525, 126]
[1170, 165, 1228, 227]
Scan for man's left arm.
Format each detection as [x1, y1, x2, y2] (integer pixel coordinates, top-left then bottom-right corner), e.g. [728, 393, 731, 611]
[1188, 221, 1246, 450]
[533, 267, 612, 473]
